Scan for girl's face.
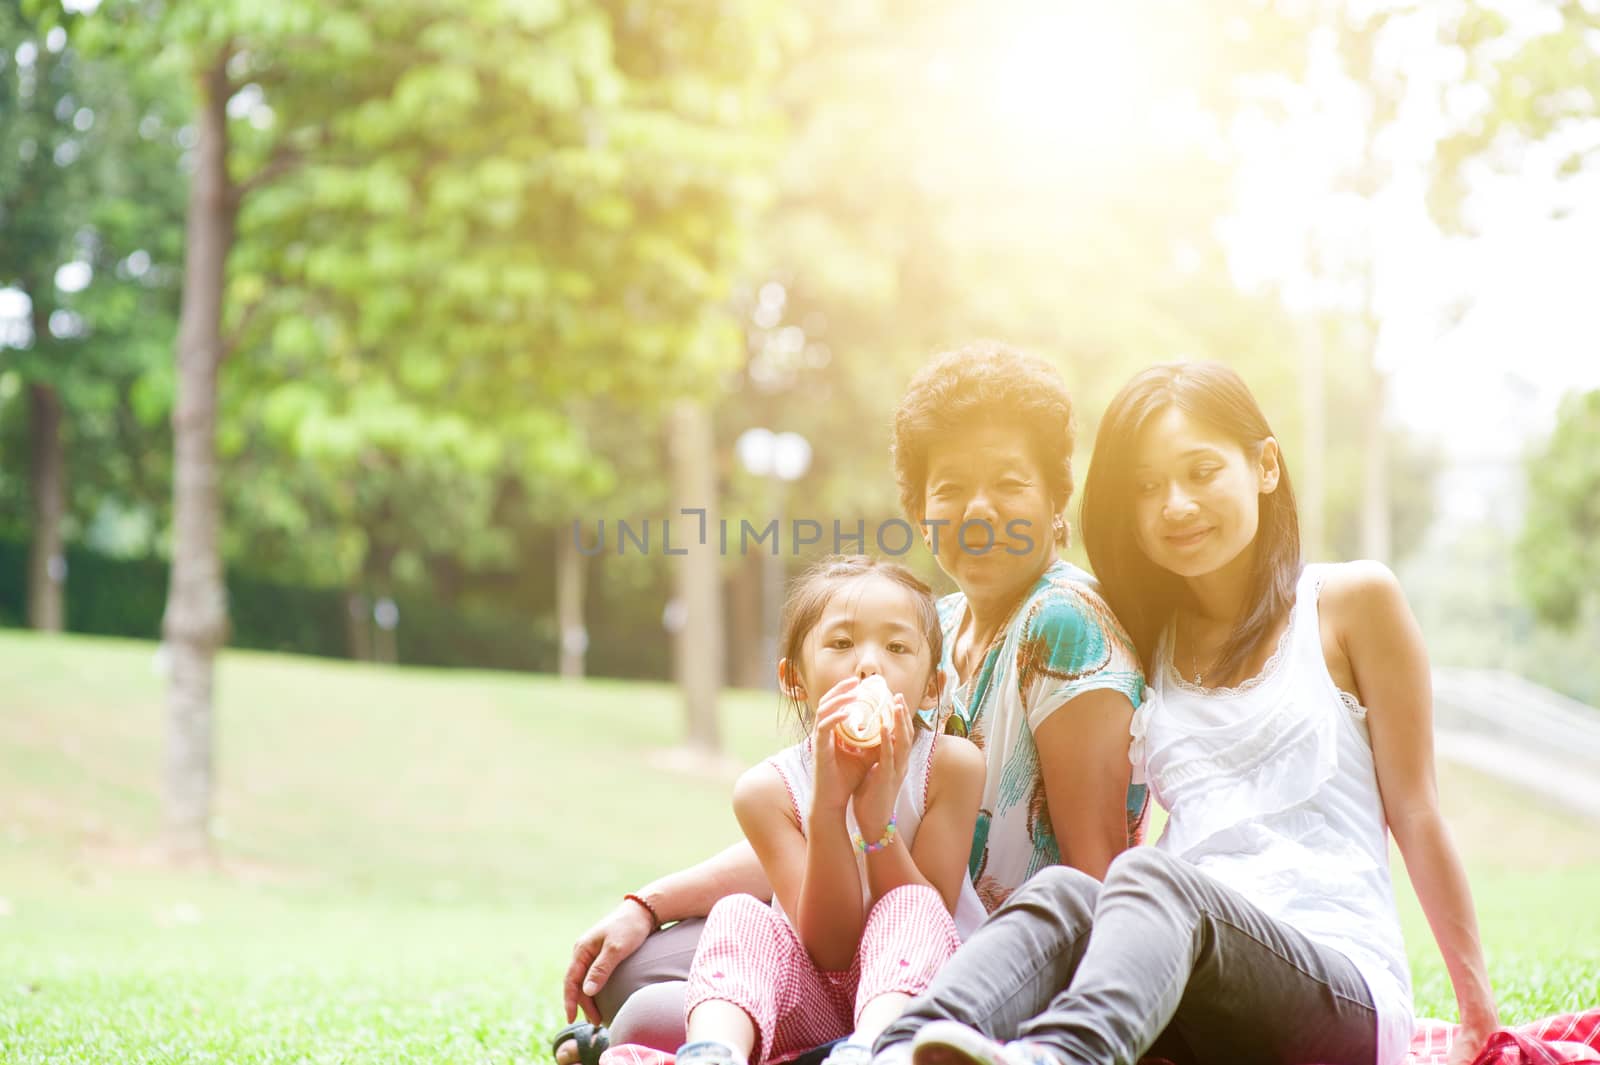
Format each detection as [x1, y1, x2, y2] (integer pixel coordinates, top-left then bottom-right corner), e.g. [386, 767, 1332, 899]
[783, 575, 940, 716]
[921, 422, 1060, 603]
[1131, 406, 1280, 580]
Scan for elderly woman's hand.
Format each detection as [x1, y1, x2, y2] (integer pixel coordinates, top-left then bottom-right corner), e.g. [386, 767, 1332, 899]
[561, 897, 656, 1023]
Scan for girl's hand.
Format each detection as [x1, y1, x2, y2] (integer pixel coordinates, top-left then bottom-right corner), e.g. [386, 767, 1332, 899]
[811, 677, 874, 816]
[850, 692, 915, 841]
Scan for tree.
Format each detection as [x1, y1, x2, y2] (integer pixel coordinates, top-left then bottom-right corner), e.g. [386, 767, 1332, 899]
[1430, 2, 1600, 231]
[1517, 388, 1600, 630]
[71, 0, 434, 860]
[1, 4, 78, 631]
[1222, 3, 1447, 563]
[1407, 3, 1600, 700]
[225, 0, 784, 745]
[72, 0, 787, 854]
[1, 2, 183, 629]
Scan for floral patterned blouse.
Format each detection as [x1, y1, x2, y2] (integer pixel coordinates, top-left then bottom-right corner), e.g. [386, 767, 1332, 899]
[930, 559, 1148, 910]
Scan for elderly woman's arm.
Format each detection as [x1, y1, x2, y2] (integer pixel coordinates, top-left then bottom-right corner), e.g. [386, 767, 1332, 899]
[1035, 688, 1137, 880]
[561, 839, 770, 1023]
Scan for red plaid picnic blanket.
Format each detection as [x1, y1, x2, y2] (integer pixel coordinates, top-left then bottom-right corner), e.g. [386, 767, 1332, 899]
[1406, 1012, 1600, 1065]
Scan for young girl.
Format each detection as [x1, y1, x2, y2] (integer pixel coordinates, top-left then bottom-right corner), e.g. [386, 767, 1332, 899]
[607, 555, 986, 1065]
[873, 363, 1497, 1065]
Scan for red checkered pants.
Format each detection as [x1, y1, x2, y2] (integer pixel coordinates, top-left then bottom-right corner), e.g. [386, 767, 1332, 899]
[684, 884, 960, 1065]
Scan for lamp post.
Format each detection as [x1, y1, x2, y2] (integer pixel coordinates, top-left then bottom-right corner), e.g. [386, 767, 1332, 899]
[737, 428, 812, 687]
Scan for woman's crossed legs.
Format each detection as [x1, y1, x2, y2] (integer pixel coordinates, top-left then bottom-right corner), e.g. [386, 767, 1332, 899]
[876, 849, 1378, 1065]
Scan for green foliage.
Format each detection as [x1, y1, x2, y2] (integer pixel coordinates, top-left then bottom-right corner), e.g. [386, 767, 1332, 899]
[1517, 388, 1600, 629]
[8, 0, 792, 672]
[1401, 519, 1600, 708]
[5, 0, 1445, 676]
[1431, 3, 1600, 229]
[4, 0, 1459, 676]
[0, 0, 185, 546]
[202, 0, 784, 594]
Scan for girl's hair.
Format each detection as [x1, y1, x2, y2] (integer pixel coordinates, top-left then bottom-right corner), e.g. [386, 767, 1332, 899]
[1080, 361, 1301, 685]
[777, 555, 942, 732]
[891, 341, 1075, 543]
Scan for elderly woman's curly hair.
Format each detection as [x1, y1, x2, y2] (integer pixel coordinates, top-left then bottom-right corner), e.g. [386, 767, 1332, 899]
[891, 340, 1076, 544]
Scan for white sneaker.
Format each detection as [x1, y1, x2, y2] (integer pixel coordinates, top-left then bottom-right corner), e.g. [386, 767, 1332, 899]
[910, 1022, 1062, 1065]
[675, 1041, 748, 1065]
[821, 1043, 875, 1065]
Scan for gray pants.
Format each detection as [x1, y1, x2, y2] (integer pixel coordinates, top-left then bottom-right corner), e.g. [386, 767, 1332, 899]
[876, 849, 1379, 1065]
[595, 919, 703, 1050]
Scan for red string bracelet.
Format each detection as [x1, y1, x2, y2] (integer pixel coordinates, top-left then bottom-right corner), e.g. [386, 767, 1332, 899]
[624, 892, 663, 931]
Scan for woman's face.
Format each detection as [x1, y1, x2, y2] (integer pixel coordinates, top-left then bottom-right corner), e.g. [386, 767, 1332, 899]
[921, 422, 1061, 603]
[1131, 405, 1278, 580]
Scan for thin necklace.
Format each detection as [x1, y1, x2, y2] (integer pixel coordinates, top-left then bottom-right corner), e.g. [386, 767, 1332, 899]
[956, 603, 1015, 684]
[955, 618, 997, 682]
[1182, 612, 1210, 685]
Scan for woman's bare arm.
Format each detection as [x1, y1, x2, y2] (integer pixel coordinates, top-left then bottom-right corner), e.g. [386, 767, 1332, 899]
[1332, 561, 1497, 1064]
[561, 838, 770, 1023]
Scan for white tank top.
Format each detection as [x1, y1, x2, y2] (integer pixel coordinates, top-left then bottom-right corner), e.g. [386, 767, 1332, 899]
[767, 726, 988, 941]
[1131, 564, 1414, 1065]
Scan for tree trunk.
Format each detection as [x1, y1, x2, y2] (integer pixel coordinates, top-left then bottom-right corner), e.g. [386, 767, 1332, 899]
[162, 53, 236, 864]
[371, 571, 398, 666]
[1299, 317, 1326, 561]
[1359, 359, 1391, 564]
[669, 400, 723, 753]
[27, 381, 67, 633]
[345, 590, 372, 661]
[556, 527, 587, 679]
[729, 550, 766, 689]
[362, 532, 400, 665]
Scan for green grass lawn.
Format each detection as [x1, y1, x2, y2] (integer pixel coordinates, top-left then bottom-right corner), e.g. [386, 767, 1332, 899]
[2, 629, 1597, 1063]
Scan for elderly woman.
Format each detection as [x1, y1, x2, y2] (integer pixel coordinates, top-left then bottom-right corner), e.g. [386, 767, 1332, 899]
[553, 342, 1148, 1065]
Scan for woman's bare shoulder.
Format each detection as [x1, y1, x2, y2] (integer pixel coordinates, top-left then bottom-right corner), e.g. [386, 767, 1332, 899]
[1316, 560, 1411, 640]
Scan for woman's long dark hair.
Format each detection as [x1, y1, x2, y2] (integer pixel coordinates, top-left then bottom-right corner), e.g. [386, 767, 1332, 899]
[1080, 362, 1301, 684]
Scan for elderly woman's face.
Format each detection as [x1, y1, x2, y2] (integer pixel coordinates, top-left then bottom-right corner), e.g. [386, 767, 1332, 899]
[921, 422, 1060, 600]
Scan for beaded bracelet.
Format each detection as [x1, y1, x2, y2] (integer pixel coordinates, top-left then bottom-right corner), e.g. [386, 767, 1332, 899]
[624, 892, 663, 931]
[851, 814, 898, 855]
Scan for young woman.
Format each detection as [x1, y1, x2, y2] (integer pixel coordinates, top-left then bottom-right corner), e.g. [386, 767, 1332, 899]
[871, 362, 1497, 1065]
